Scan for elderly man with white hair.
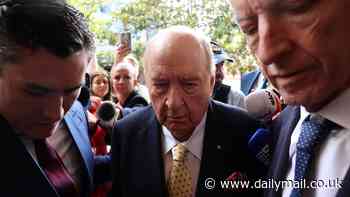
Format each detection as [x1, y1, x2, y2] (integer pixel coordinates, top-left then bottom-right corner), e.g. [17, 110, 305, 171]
[111, 26, 264, 197]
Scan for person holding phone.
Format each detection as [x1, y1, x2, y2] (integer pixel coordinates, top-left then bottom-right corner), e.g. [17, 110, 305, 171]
[114, 32, 150, 103]
[115, 32, 132, 64]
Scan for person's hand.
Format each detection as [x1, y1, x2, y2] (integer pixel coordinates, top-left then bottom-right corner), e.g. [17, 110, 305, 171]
[89, 96, 102, 113]
[115, 43, 131, 64]
[87, 110, 98, 135]
[115, 102, 124, 111]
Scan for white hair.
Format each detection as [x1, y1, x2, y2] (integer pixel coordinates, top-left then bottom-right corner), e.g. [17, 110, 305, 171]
[144, 25, 215, 75]
[111, 62, 138, 79]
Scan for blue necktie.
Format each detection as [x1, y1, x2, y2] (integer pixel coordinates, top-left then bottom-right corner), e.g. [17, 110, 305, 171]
[290, 115, 336, 197]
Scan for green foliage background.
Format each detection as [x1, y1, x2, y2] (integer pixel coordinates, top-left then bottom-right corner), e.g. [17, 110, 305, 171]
[68, 0, 256, 75]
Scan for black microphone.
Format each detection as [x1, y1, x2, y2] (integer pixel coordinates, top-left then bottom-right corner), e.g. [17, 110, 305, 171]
[77, 85, 90, 109]
[96, 101, 119, 130]
[245, 89, 282, 122]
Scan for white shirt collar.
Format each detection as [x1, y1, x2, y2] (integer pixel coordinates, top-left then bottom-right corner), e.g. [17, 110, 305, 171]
[300, 106, 310, 124]
[316, 88, 350, 129]
[162, 112, 207, 160]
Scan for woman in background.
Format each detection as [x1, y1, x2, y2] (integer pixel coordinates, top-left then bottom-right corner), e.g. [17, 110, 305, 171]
[110, 62, 148, 108]
[89, 70, 113, 197]
[89, 71, 111, 113]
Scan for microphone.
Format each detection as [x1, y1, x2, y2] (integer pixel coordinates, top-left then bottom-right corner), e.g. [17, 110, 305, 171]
[77, 85, 90, 110]
[246, 89, 280, 167]
[245, 89, 282, 122]
[248, 128, 271, 167]
[96, 101, 120, 130]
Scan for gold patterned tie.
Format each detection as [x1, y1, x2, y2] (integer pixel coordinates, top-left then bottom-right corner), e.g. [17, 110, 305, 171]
[168, 143, 193, 197]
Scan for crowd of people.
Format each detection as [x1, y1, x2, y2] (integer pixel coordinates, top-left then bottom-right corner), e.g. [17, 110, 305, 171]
[1, 0, 349, 197]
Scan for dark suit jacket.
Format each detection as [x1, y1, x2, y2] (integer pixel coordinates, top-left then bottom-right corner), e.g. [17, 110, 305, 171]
[0, 101, 94, 197]
[264, 105, 299, 197]
[241, 70, 267, 96]
[119, 90, 149, 118]
[265, 105, 350, 197]
[112, 99, 264, 197]
[123, 90, 148, 108]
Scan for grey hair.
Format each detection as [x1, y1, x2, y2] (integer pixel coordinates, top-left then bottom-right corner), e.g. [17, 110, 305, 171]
[123, 54, 140, 77]
[111, 62, 138, 80]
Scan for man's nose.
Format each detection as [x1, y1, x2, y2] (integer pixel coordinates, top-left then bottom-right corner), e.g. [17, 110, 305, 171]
[216, 69, 224, 79]
[43, 96, 64, 123]
[216, 67, 224, 75]
[165, 86, 184, 110]
[255, 15, 292, 66]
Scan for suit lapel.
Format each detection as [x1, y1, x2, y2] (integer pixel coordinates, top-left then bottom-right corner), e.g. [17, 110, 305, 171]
[266, 106, 300, 197]
[196, 101, 244, 196]
[135, 108, 167, 195]
[247, 71, 260, 93]
[1, 115, 58, 196]
[196, 101, 224, 196]
[196, 100, 263, 197]
[268, 106, 350, 197]
[64, 101, 94, 192]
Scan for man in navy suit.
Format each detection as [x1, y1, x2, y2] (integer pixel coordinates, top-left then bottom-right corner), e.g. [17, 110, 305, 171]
[241, 69, 268, 96]
[112, 26, 264, 197]
[229, 0, 350, 196]
[0, 1, 107, 196]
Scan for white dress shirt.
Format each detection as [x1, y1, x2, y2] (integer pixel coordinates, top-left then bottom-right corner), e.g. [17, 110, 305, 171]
[162, 113, 207, 197]
[282, 88, 350, 197]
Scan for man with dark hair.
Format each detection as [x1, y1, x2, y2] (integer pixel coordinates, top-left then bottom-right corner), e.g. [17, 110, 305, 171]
[0, 1, 105, 196]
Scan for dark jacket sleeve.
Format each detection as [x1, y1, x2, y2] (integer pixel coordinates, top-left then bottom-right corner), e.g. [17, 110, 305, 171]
[93, 154, 112, 186]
